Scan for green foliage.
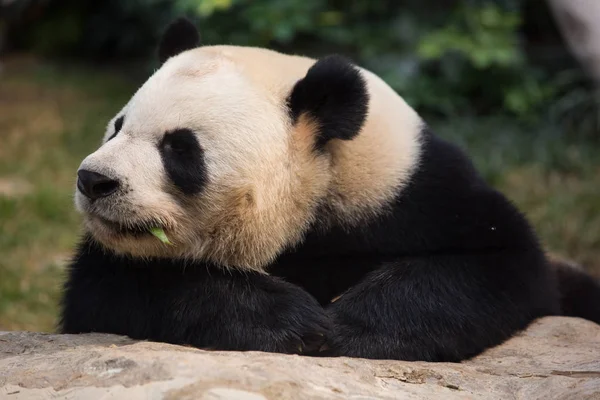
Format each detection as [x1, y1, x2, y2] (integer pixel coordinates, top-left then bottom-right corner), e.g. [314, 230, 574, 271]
[180, 0, 234, 17]
[408, 3, 557, 118]
[504, 75, 556, 119]
[3, 0, 597, 129]
[546, 70, 600, 139]
[418, 4, 522, 69]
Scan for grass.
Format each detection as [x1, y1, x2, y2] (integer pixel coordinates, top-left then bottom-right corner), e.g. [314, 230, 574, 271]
[1, 56, 599, 333]
[0, 56, 136, 331]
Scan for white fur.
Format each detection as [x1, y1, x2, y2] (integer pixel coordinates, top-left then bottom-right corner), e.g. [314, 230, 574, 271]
[75, 46, 423, 271]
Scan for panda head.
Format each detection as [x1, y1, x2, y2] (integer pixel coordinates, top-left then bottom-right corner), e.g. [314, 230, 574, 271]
[75, 18, 420, 270]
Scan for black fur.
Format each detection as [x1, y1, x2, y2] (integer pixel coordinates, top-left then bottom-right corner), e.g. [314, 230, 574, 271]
[287, 55, 369, 149]
[159, 128, 207, 195]
[157, 17, 201, 65]
[61, 126, 600, 361]
[553, 260, 600, 323]
[270, 129, 566, 361]
[107, 115, 124, 141]
[61, 236, 330, 354]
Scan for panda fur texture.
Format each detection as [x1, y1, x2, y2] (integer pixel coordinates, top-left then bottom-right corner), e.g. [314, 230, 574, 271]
[61, 18, 600, 362]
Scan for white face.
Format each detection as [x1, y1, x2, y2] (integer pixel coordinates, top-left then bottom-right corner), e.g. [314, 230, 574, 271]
[75, 48, 330, 270]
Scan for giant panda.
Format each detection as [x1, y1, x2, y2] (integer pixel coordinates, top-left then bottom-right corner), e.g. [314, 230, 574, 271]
[60, 18, 600, 362]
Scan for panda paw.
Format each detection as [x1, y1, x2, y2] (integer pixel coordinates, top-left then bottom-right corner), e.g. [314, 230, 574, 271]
[194, 274, 331, 355]
[255, 284, 332, 355]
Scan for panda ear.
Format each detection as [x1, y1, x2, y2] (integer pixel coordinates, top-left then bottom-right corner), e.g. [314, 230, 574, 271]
[158, 17, 201, 65]
[288, 55, 369, 149]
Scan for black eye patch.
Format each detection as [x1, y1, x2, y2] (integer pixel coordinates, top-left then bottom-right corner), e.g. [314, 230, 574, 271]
[107, 115, 125, 141]
[159, 128, 207, 195]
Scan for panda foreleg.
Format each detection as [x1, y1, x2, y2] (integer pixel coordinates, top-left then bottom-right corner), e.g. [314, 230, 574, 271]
[172, 271, 333, 354]
[61, 239, 330, 354]
[323, 251, 558, 362]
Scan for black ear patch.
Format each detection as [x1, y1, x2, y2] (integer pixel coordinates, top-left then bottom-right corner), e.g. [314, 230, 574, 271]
[288, 55, 369, 149]
[158, 18, 201, 64]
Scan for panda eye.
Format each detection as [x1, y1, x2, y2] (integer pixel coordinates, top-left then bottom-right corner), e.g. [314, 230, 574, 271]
[161, 129, 199, 154]
[107, 115, 125, 141]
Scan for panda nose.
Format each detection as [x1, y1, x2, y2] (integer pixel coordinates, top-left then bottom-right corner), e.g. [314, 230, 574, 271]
[77, 169, 120, 200]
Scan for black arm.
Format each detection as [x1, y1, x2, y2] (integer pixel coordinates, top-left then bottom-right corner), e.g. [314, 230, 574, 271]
[60, 236, 330, 354]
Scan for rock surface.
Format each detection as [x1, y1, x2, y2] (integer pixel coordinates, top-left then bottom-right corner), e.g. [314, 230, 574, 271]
[1, 317, 599, 399]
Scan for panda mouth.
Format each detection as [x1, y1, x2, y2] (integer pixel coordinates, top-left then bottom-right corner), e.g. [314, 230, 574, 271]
[92, 215, 163, 237]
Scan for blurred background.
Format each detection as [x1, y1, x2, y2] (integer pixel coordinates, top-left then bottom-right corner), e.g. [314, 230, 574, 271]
[1, 0, 599, 332]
